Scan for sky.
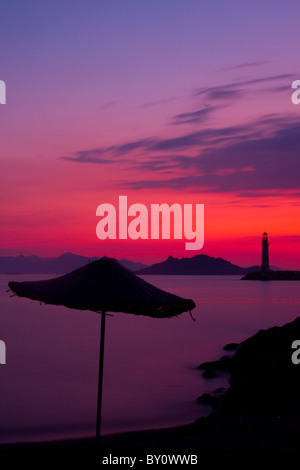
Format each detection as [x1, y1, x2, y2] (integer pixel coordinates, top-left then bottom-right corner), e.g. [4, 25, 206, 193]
[0, 0, 300, 268]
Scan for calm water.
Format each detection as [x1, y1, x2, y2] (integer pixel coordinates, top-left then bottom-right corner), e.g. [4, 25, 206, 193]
[1, 274, 300, 443]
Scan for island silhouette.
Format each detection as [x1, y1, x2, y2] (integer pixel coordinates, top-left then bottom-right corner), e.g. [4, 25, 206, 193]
[1, 252, 260, 275]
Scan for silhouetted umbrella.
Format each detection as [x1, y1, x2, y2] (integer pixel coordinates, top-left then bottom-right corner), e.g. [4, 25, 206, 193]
[8, 257, 196, 442]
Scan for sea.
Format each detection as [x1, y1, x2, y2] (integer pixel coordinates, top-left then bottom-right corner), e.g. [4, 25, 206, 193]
[1, 273, 300, 444]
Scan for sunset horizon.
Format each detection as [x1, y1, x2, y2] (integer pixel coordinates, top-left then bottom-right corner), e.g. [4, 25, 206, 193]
[1, 2, 299, 270]
[1, 232, 298, 271]
[1, 1, 300, 456]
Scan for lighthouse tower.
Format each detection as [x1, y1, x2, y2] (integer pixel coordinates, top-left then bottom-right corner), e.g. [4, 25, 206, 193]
[261, 232, 270, 272]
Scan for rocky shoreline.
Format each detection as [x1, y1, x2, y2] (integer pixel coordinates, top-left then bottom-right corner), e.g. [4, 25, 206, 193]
[197, 317, 300, 434]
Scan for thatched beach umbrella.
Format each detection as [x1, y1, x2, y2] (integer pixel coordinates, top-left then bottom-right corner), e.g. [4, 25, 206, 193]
[8, 257, 195, 442]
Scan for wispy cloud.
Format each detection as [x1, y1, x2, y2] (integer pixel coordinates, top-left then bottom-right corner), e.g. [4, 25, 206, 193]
[60, 148, 110, 164]
[60, 139, 155, 164]
[194, 74, 295, 100]
[60, 73, 300, 198]
[99, 100, 121, 110]
[171, 106, 214, 125]
[218, 60, 274, 72]
[140, 97, 175, 108]
[123, 117, 300, 193]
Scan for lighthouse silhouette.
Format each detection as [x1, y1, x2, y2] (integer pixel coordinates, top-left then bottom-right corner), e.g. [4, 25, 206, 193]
[261, 232, 270, 272]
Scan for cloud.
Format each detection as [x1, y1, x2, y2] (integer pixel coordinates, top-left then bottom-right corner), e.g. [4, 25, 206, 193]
[206, 88, 243, 101]
[60, 113, 300, 195]
[123, 117, 300, 193]
[171, 106, 214, 125]
[60, 139, 155, 164]
[61, 121, 259, 164]
[60, 73, 300, 198]
[218, 61, 274, 71]
[140, 97, 175, 108]
[169, 75, 289, 126]
[137, 155, 197, 173]
[99, 100, 121, 110]
[60, 148, 111, 164]
[113, 139, 155, 155]
[237, 191, 283, 198]
[194, 74, 295, 102]
[150, 123, 260, 152]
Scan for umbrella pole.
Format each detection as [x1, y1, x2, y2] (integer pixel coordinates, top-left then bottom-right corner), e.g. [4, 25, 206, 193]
[96, 310, 106, 444]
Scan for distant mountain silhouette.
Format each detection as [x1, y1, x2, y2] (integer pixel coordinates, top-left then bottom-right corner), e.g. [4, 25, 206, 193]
[118, 258, 148, 273]
[136, 255, 259, 275]
[0, 253, 147, 274]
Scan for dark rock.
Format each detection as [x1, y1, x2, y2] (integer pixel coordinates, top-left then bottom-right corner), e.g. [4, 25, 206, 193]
[202, 369, 217, 379]
[215, 387, 226, 394]
[197, 388, 226, 409]
[197, 393, 218, 408]
[220, 355, 229, 361]
[136, 254, 259, 275]
[198, 356, 231, 371]
[224, 342, 239, 351]
[197, 393, 214, 404]
[192, 318, 300, 448]
[218, 317, 300, 415]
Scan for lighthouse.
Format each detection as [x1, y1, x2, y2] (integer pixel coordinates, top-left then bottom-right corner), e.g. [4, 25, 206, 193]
[261, 232, 270, 272]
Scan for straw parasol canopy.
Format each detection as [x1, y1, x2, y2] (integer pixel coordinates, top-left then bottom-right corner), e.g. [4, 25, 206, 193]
[8, 257, 195, 318]
[8, 257, 196, 443]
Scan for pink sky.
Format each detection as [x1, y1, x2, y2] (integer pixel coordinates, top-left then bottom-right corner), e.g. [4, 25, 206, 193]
[1, 1, 300, 268]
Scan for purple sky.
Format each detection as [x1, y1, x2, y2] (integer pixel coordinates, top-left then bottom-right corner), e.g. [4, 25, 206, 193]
[1, 1, 300, 267]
